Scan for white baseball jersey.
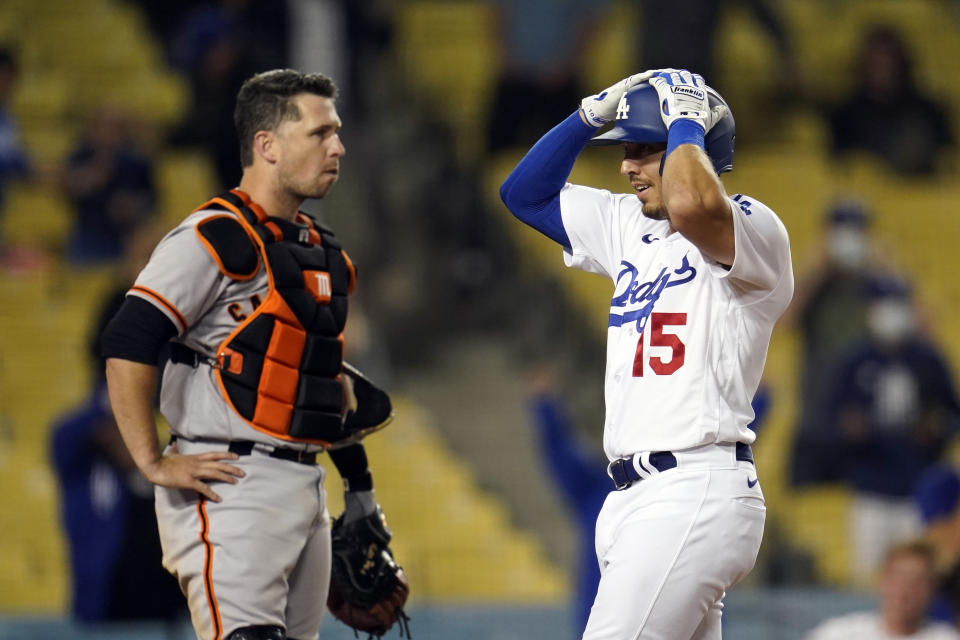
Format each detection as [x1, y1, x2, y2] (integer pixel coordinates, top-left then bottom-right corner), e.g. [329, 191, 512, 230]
[805, 612, 960, 640]
[559, 185, 793, 459]
[129, 208, 308, 448]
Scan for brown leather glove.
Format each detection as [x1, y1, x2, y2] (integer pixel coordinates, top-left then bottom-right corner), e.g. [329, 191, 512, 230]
[326, 507, 410, 637]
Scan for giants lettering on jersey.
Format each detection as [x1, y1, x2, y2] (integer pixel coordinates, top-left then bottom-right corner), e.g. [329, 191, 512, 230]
[609, 254, 697, 332]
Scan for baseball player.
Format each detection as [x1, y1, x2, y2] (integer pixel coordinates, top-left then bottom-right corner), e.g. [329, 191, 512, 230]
[500, 69, 794, 638]
[101, 70, 406, 640]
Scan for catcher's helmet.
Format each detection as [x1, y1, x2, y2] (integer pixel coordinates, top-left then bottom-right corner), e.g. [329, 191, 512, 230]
[590, 83, 736, 174]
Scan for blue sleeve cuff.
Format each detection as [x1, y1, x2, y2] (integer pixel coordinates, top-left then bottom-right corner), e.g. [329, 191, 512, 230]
[666, 119, 706, 159]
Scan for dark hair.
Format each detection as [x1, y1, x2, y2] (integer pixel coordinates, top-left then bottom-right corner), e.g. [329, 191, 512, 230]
[0, 46, 18, 73]
[883, 540, 936, 572]
[857, 24, 914, 90]
[234, 69, 338, 167]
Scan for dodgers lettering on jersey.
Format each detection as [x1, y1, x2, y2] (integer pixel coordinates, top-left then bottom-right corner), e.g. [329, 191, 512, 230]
[127, 209, 302, 448]
[559, 185, 793, 460]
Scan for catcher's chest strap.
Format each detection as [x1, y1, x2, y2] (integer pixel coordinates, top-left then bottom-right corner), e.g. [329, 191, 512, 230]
[168, 342, 242, 374]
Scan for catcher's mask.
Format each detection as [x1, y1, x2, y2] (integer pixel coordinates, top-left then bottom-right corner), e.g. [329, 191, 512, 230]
[589, 83, 736, 174]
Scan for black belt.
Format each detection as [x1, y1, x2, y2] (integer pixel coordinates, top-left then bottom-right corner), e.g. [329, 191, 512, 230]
[608, 442, 754, 491]
[169, 435, 319, 466]
[228, 440, 318, 465]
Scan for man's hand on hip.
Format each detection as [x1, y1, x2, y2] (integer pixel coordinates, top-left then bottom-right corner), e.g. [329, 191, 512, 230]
[142, 442, 245, 502]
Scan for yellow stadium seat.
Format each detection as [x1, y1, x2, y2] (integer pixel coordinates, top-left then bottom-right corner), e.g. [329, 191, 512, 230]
[396, 1, 500, 162]
[1, 184, 72, 252]
[318, 397, 570, 602]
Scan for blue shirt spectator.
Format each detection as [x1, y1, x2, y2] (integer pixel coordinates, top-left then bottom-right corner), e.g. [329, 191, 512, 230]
[828, 280, 960, 498]
[916, 466, 960, 627]
[50, 384, 184, 622]
[528, 389, 608, 634]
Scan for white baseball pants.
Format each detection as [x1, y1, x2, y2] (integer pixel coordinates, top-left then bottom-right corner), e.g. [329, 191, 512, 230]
[583, 443, 765, 640]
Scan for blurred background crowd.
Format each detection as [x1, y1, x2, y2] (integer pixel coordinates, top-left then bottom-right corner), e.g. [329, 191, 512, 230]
[1, 1, 960, 638]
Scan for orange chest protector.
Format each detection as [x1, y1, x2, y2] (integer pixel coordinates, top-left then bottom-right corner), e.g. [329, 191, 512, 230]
[195, 189, 356, 446]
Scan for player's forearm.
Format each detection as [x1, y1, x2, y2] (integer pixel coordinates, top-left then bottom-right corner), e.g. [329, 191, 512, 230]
[662, 143, 728, 222]
[499, 110, 596, 247]
[330, 443, 378, 522]
[662, 141, 733, 264]
[105, 358, 163, 474]
[329, 443, 373, 492]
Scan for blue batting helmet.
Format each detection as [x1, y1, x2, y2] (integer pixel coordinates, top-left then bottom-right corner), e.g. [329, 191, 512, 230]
[589, 83, 736, 174]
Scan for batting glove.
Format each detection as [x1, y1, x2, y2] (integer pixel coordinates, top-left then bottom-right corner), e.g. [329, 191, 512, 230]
[580, 69, 676, 128]
[649, 70, 727, 133]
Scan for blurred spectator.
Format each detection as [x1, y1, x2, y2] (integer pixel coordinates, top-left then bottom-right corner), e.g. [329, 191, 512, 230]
[338, 0, 393, 120]
[638, 0, 797, 86]
[167, 0, 289, 190]
[486, 1, 608, 154]
[51, 386, 185, 623]
[805, 540, 960, 640]
[787, 198, 888, 487]
[0, 46, 32, 225]
[60, 107, 157, 265]
[126, 0, 197, 52]
[51, 226, 184, 623]
[826, 277, 960, 583]
[169, 0, 288, 74]
[828, 25, 953, 176]
[527, 373, 609, 635]
[916, 466, 960, 628]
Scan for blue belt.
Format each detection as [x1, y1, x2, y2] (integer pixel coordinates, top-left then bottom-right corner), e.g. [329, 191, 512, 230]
[608, 442, 754, 491]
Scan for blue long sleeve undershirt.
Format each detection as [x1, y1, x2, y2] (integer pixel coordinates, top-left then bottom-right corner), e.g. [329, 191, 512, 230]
[499, 110, 599, 250]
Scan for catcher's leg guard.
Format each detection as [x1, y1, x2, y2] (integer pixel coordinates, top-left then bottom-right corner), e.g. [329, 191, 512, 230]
[225, 625, 286, 640]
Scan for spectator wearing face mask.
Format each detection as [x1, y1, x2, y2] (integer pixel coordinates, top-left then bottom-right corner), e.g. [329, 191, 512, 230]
[787, 198, 889, 487]
[825, 277, 960, 585]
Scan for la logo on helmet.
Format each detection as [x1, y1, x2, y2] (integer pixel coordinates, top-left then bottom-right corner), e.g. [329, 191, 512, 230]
[616, 94, 630, 120]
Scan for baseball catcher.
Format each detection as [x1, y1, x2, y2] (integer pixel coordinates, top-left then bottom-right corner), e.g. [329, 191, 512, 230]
[102, 69, 411, 640]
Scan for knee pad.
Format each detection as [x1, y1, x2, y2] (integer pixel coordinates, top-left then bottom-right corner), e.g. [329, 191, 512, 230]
[225, 625, 286, 640]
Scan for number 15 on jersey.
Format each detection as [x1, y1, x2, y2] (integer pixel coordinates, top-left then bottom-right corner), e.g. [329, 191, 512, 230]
[632, 312, 687, 377]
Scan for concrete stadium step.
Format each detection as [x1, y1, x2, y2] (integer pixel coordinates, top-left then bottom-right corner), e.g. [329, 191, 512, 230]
[321, 396, 568, 603]
[392, 334, 581, 583]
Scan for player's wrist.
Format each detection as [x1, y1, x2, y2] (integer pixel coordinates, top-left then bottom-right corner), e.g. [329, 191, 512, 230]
[139, 457, 167, 485]
[578, 108, 596, 128]
[343, 488, 378, 522]
[665, 119, 706, 159]
[343, 470, 373, 492]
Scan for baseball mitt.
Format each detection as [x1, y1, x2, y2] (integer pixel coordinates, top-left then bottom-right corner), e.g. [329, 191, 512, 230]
[327, 507, 410, 637]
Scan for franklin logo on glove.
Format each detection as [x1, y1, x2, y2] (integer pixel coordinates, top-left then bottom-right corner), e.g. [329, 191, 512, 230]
[671, 86, 704, 100]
